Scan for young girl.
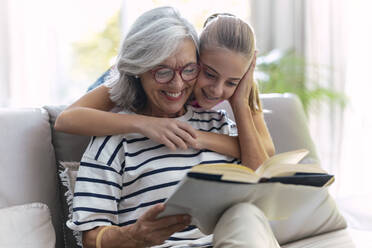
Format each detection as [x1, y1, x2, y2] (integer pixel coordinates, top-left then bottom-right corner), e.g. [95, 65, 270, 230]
[55, 13, 274, 170]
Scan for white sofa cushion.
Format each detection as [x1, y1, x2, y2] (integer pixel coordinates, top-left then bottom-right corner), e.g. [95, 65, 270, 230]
[282, 229, 355, 248]
[270, 192, 347, 244]
[0, 202, 56, 248]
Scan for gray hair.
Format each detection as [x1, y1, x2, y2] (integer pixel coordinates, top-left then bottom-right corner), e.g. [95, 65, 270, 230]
[106, 6, 199, 112]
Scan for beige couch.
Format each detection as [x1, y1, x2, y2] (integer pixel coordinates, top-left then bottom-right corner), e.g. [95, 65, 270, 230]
[0, 93, 362, 247]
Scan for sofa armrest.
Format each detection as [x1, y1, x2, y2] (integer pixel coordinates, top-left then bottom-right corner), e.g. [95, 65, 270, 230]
[260, 93, 319, 163]
[0, 108, 64, 248]
[215, 93, 319, 163]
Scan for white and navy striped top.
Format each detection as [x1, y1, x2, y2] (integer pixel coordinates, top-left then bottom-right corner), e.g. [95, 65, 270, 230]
[67, 106, 239, 247]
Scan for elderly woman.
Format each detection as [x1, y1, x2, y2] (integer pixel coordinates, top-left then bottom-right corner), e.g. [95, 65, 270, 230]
[67, 7, 280, 248]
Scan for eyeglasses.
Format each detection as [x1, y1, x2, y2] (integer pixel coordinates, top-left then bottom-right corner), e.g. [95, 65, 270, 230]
[151, 63, 200, 84]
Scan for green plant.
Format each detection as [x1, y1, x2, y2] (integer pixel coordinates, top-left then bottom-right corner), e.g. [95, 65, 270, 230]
[71, 11, 121, 83]
[257, 49, 347, 114]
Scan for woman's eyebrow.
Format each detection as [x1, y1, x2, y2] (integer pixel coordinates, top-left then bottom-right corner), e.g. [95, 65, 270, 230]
[157, 62, 195, 68]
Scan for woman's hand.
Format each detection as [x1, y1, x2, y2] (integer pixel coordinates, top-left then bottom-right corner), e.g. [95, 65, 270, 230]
[127, 204, 191, 247]
[229, 52, 257, 109]
[137, 116, 199, 150]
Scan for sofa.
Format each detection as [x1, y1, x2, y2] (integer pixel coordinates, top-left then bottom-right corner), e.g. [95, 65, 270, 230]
[0, 93, 367, 247]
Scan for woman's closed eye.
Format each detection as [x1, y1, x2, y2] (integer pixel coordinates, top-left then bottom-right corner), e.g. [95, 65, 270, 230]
[183, 67, 196, 74]
[157, 69, 173, 76]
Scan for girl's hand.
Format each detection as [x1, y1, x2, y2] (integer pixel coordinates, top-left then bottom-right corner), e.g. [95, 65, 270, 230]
[229, 52, 257, 109]
[137, 117, 199, 150]
[127, 204, 191, 247]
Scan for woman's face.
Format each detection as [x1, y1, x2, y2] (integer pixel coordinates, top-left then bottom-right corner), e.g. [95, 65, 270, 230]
[194, 47, 250, 109]
[140, 38, 198, 117]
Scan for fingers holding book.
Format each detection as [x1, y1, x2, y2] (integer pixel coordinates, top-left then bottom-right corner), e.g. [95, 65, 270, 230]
[129, 203, 191, 246]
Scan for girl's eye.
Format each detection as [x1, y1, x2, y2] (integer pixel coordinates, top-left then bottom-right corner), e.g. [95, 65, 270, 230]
[204, 70, 216, 79]
[227, 81, 238, 87]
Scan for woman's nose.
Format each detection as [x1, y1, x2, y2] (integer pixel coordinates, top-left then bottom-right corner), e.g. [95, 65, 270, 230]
[169, 72, 184, 89]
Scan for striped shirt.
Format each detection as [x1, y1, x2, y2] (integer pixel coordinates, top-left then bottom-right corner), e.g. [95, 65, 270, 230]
[67, 106, 239, 247]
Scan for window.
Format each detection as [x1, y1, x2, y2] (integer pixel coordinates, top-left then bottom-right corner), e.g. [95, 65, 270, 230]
[1, 0, 251, 108]
[1, 0, 122, 107]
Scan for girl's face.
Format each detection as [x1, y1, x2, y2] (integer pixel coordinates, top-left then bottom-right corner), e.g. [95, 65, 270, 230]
[194, 47, 250, 109]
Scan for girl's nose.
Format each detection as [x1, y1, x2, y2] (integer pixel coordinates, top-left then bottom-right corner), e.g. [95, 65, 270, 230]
[209, 81, 224, 97]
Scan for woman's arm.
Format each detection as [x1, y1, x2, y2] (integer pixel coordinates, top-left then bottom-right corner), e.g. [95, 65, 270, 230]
[82, 204, 190, 248]
[54, 85, 199, 150]
[55, 85, 256, 157]
[228, 54, 275, 170]
[196, 131, 240, 158]
[55, 85, 162, 137]
[195, 112, 275, 161]
[252, 111, 275, 157]
[232, 106, 274, 169]
[55, 85, 120, 135]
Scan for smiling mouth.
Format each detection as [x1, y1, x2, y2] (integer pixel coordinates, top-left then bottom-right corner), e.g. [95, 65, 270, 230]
[165, 91, 181, 97]
[162, 90, 184, 101]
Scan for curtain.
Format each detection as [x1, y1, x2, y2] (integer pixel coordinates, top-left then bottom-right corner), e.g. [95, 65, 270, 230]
[305, 0, 372, 198]
[337, 0, 372, 197]
[249, 0, 305, 55]
[304, 0, 348, 196]
[0, 0, 59, 107]
[0, 0, 123, 108]
[0, 0, 10, 107]
[251, 0, 372, 198]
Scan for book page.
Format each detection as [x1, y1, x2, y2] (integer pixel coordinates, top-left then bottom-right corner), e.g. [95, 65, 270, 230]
[260, 163, 327, 178]
[256, 149, 309, 176]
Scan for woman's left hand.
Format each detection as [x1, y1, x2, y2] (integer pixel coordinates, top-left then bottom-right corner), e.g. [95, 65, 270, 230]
[229, 51, 257, 109]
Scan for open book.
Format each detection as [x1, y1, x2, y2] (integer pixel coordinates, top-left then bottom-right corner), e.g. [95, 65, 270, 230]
[158, 149, 334, 234]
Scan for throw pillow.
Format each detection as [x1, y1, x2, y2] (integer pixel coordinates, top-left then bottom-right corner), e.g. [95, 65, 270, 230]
[0, 202, 56, 248]
[59, 161, 81, 247]
[59, 161, 80, 193]
[270, 191, 347, 245]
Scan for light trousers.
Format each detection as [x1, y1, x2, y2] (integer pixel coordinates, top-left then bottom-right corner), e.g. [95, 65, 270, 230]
[213, 203, 280, 248]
